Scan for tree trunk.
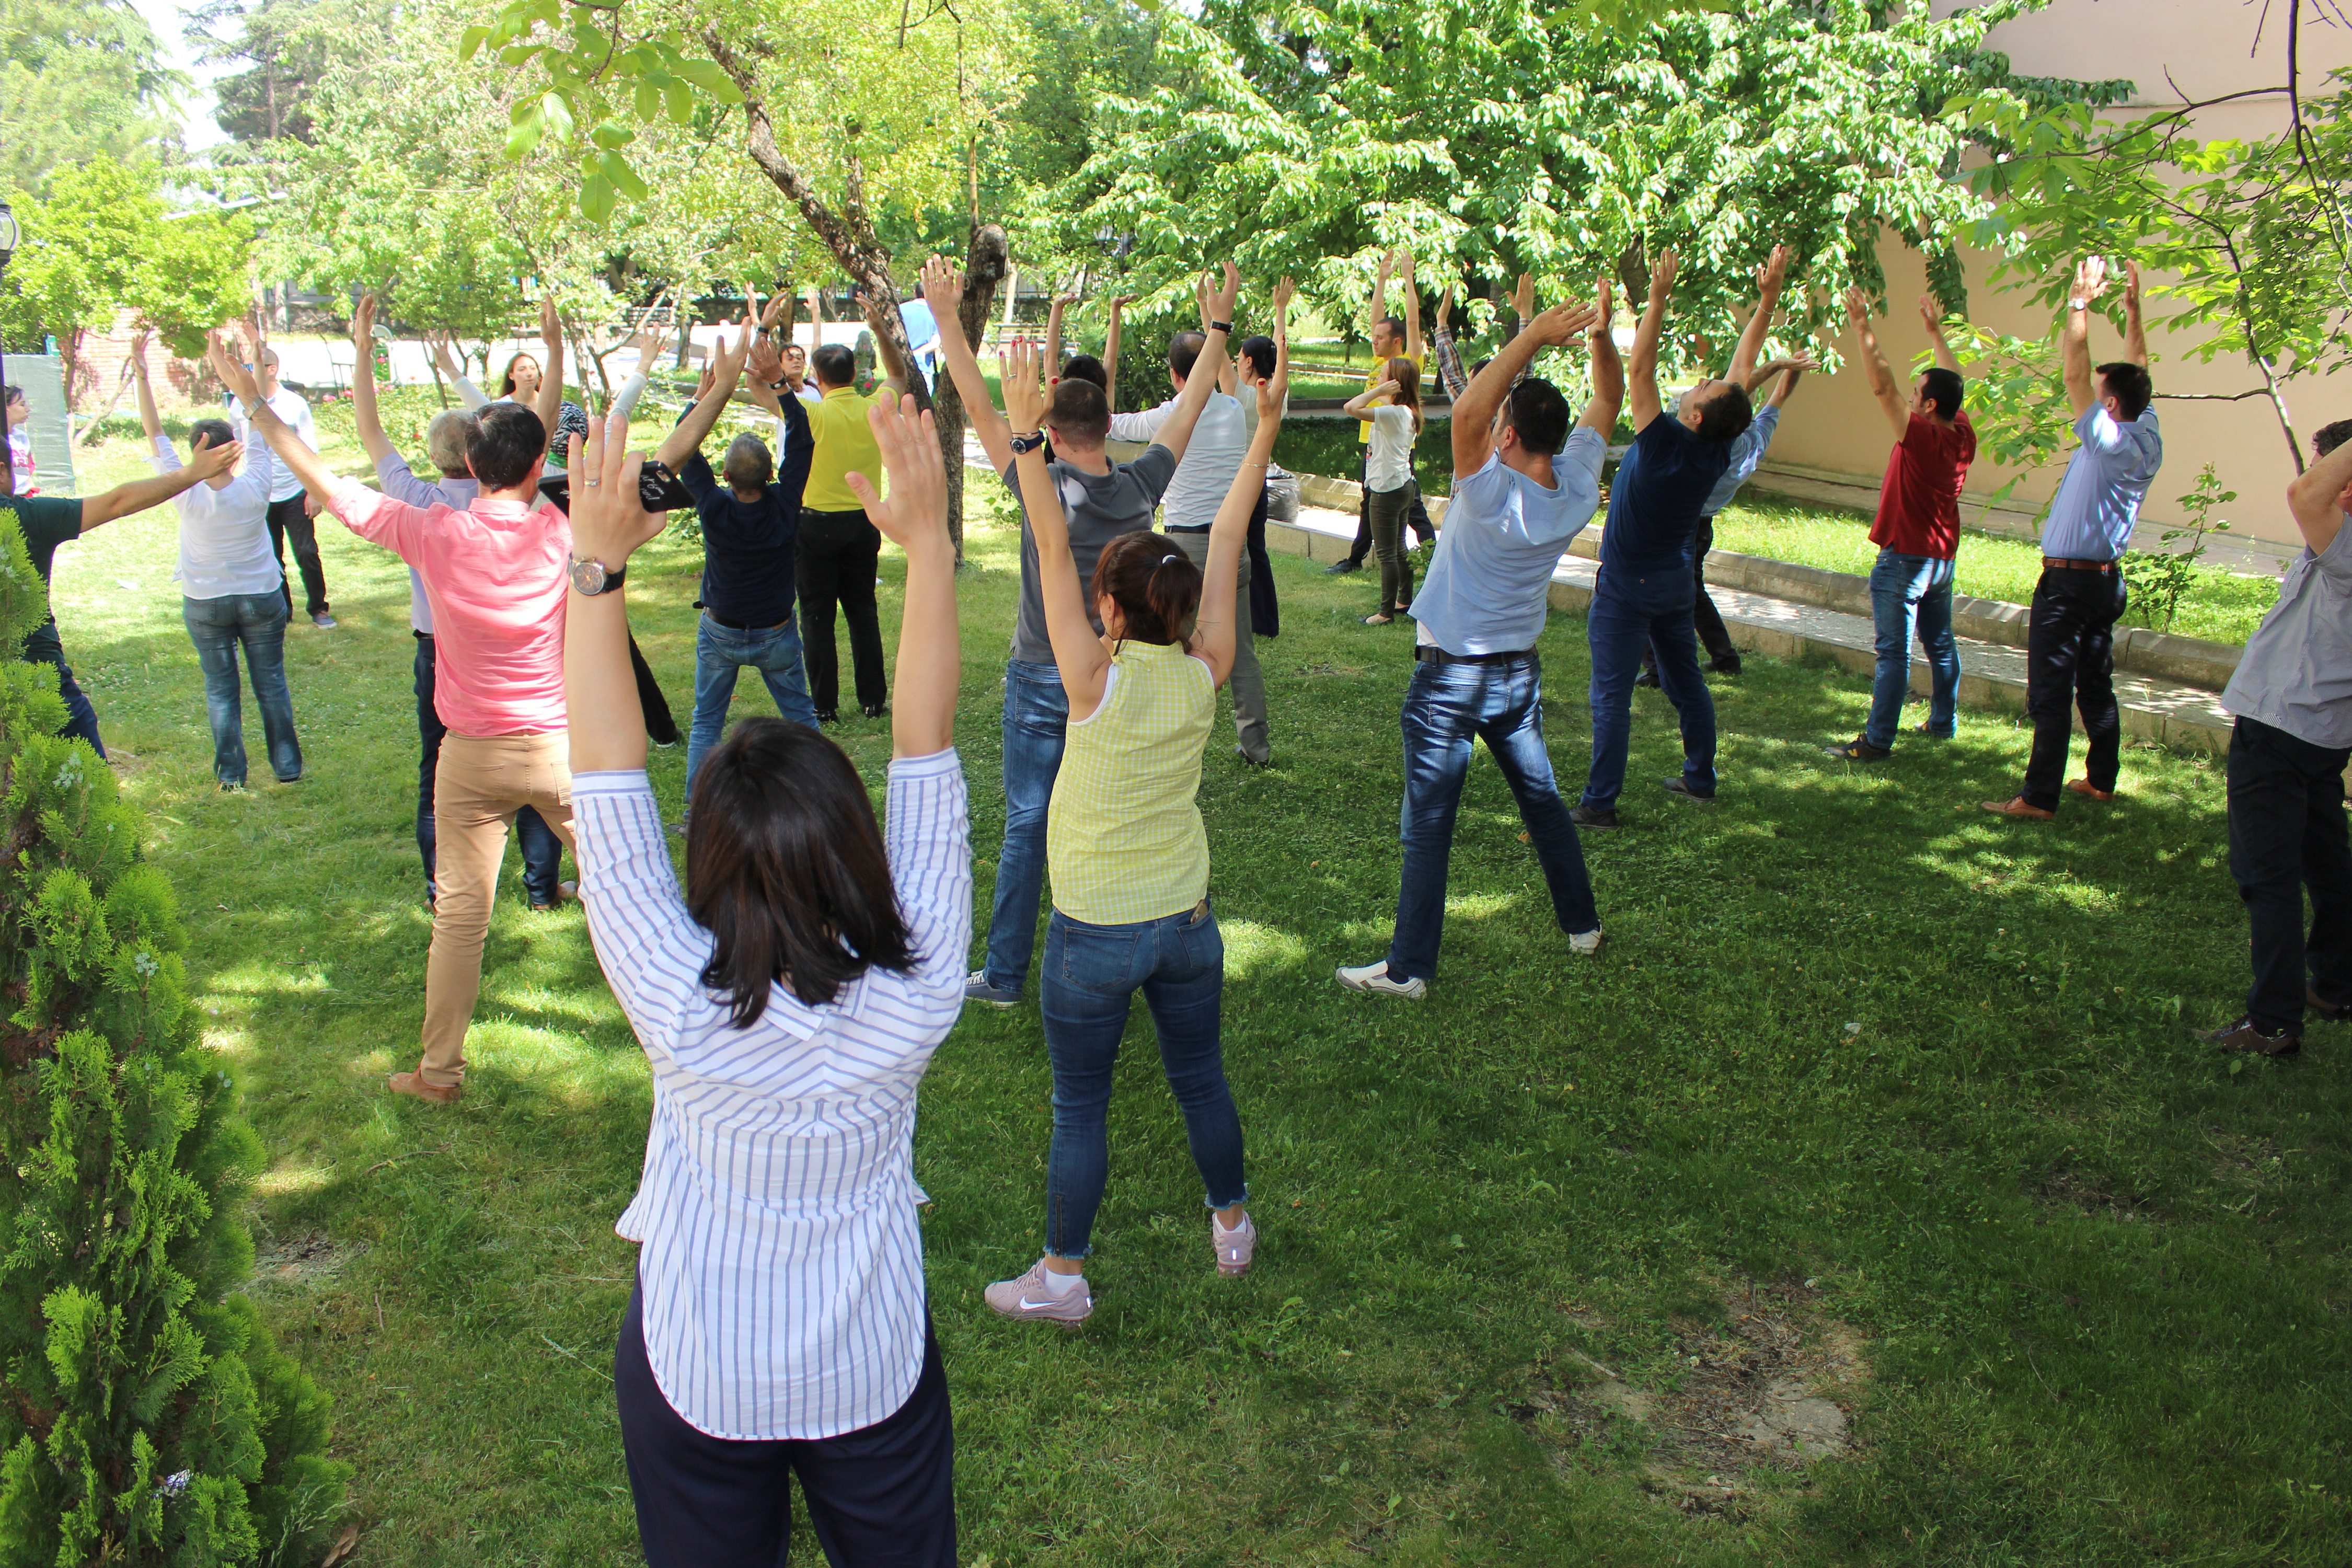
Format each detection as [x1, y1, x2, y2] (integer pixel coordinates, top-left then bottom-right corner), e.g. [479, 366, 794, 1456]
[928, 224, 1009, 560]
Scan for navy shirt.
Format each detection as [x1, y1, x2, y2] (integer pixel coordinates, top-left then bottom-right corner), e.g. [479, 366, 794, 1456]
[1, 493, 84, 663]
[1599, 414, 1734, 577]
[679, 396, 814, 627]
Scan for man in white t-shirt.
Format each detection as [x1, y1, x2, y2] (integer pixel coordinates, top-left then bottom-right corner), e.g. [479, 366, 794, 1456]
[228, 344, 335, 629]
[1108, 297, 1271, 764]
[1337, 287, 1615, 999]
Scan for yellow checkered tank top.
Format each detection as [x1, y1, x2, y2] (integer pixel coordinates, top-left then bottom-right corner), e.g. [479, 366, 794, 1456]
[1046, 638, 1216, 926]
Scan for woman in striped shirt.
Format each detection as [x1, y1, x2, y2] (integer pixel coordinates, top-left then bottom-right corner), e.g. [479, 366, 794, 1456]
[983, 289, 1288, 1327]
[559, 396, 968, 1565]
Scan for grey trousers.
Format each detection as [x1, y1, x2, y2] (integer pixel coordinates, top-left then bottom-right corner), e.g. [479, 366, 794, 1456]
[1165, 527, 1271, 764]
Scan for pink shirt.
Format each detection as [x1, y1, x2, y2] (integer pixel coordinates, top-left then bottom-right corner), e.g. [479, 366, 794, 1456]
[331, 482, 572, 735]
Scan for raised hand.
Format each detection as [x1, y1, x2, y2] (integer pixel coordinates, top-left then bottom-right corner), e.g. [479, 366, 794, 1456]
[1397, 249, 1416, 285]
[1527, 298, 1602, 348]
[566, 411, 667, 568]
[540, 294, 562, 351]
[1755, 244, 1790, 295]
[1108, 293, 1137, 312]
[999, 338, 1047, 432]
[2124, 259, 2143, 312]
[747, 333, 783, 386]
[353, 291, 377, 349]
[187, 432, 243, 481]
[1208, 260, 1242, 325]
[1271, 276, 1295, 317]
[1844, 284, 1871, 322]
[1591, 278, 1614, 340]
[1376, 250, 1394, 283]
[209, 329, 262, 408]
[1435, 283, 1456, 330]
[2070, 255, 2111, 304]
[843, 394, 948, 556]
[1650, 248, 1679, 298]
[1195, 271, 1213, 326]
[1052, 291, 1080, 309]
[920, 255, 965, 315]
[711, 309, 755, 387]
[130, 328, 152, 370]
[1514, 272, 1536, 322]
[1918, 293, 1946, 335]
[1366, 377, 1401, 399]
[756, 283, 791, 333]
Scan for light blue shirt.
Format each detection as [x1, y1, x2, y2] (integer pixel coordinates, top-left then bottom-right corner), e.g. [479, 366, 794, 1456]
[1410, 432, 1604, 656]
[2222, 516, 2352, 749]
[2042, 405, 2162, 560]
[1701, 404, 1780, 518]
[900, 301, 938, 389]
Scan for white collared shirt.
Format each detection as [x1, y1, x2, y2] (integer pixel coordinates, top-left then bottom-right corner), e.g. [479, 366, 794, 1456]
[1107, 390, 1248, 531]
[229, 387, 316, 504]
[154, 435, 283, 601]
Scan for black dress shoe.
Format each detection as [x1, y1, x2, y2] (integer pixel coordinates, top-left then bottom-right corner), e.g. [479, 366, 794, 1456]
[1324, 559, 1364, 575]
[1569, 804, 1620, 830]
[1633, 667, 1661, 689]
[2309, 988, 2351, 1022]
[815, 710, 840, 724]
[1710, 654, 1743, 675]
[863, 703, 887, 719]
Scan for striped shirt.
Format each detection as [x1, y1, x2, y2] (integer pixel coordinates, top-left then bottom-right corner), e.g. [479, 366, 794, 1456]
[1047, 639, 1214, 925]
[572, 750, 971, 1440]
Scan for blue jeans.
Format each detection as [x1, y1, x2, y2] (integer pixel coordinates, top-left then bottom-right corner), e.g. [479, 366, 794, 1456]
[1041, 901, 1247, 1259]
[980, 660, 1069, 994]
[1582, 573, 1716, 810]
[1864, 550, 1959, 749]
[685, 613, 822, 788]
[29, 652, 106, 758]
[416, 635, 561, 904]
[182, 592, 301, 786]
[1388, 654, 1598, 979]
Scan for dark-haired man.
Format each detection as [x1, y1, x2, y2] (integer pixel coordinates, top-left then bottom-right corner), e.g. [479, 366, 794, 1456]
[2205, 418, 2352, 1057]
[1983, 257, 2161, 820]
[799, 295, 908, 721]
[1573, 246, 1779, 828]
[1827, 289, 1978, 763]
[929, 253, 1235, 1008]
[1330, 249, 1436, 574]
[1336, 286, 1613, 998]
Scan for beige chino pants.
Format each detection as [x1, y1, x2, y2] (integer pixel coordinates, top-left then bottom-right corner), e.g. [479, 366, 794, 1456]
[416, 731, 575, 1087]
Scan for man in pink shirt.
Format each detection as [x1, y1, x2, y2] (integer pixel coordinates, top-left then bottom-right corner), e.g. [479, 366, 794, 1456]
[213, 328, 581, 1104]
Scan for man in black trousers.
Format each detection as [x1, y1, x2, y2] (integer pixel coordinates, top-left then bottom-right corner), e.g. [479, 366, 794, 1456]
[2208, 419, 2352, 1056]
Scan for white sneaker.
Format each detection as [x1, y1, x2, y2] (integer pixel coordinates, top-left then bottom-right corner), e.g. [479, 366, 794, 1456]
[1569, 927, 1604, 955]
[1335, 961, 1426, 999]
[1213, 1214, 1257, 1277]
[983, 1258, 1093, 1324]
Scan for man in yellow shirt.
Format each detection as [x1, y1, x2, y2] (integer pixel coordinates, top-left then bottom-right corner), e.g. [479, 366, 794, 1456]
[1331, 249, 1437, 576]
[799, 295, 908, 720]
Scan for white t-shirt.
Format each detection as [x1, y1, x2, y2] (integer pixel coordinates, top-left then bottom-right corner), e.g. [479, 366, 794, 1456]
[1365, 405, 1419, 493]
[1106, 391, 1247, 531]
[230, 386, 316, 504]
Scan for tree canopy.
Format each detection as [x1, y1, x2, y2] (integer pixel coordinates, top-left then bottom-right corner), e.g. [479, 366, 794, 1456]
[0, 0, 186, 190]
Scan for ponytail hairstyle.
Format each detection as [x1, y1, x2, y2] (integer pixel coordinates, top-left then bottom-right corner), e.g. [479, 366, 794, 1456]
[1386, 355, 1424, 433]
[1089, 529, 1203, 653]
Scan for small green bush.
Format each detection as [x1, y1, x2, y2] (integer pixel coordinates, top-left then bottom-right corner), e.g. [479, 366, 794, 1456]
[0, 521, 347, 1565]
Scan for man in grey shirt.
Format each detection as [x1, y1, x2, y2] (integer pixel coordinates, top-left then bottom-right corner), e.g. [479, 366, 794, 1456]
[2210, 419, 2352, 1056]
[924, 253, 1235, 1007]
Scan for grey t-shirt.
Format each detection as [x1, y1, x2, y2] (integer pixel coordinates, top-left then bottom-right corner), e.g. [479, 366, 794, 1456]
[2221, 515, 2352, 749]
[1000, 445, 1176, 665]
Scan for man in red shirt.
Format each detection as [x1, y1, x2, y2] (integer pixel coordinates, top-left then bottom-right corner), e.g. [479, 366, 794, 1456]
[1826, 289, 1977, 762]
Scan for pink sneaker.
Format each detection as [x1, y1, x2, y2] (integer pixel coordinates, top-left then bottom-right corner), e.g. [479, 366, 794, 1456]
[1214, 1214, 1257, 1277]
[982, 1258, 1093, 1325]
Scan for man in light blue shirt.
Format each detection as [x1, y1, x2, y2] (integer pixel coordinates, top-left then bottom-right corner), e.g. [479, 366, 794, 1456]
[899, 297, 941, 391]
[1984, 257, 2162, 820]
[1335, 288, 1613, 1000]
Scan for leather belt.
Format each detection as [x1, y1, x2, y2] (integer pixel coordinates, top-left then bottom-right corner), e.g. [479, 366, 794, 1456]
[2042, 556, 2116, 572]
[1166, 524, 1213, 534]
[704, 610, 794, 631]
[1415, 645, 1534, 666]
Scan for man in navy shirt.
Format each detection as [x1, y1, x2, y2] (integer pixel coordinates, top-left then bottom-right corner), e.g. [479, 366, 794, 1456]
[1574, 246, 1786, 828]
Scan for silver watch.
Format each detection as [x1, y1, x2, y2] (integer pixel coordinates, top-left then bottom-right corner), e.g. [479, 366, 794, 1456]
[570, 556, 626, 596]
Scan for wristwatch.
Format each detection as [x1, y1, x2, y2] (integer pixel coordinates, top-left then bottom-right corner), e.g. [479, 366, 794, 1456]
[2068, 298, 2089, 313]
[570, 556, 627, 596]
[768, 378, 791, 391]
[1009, 430, 1047, 455]
[1208, 320, 1233, 335]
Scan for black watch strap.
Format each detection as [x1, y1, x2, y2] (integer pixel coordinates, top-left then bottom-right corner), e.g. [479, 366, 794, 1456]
[1010, 430, 1047, 455]
[1208, 320, 1233, 335]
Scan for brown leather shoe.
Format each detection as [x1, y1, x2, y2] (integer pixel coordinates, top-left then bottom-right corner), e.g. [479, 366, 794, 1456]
[2309, 988, 2351, 1022]
[2205, 1017, 2302, 1057]
[2066, 779, 2117, 801]
[1980, 796, 2056, 820]
[529, 879, 580, 912]
[388, 1070, 462, 1104]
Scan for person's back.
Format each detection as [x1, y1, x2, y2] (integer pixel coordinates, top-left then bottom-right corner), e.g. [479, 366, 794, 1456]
[160, 423, 280, 599]
[1872, 411, 1976, 559]
[385, 495, 572, 733]
[2045, 402, 2162, 560]
[1003, 442, 1172, 664]
[686, 402, 813, 629]
[1049, 637, 1215, 925]
[1599, 409, 1733, 577]
[1413, 432, 1603, 656]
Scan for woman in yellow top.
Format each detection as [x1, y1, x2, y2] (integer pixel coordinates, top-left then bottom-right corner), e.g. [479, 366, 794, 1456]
[983, 289, 1287, 1327]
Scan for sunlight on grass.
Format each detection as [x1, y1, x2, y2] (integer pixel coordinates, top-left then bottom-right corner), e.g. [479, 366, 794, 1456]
[1218, 919, 1311, 981]
[255, 1163, 341, 1198]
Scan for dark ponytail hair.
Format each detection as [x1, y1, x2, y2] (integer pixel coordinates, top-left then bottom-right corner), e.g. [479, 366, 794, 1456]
[1089, 529, 1202, 653]
[685, 717, 916, 1026]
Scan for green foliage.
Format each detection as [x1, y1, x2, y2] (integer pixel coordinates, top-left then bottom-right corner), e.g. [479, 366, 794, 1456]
[2122, 462, 2236, 636]
[0, 0, 187, 190]
[0, 517, 347, 1565]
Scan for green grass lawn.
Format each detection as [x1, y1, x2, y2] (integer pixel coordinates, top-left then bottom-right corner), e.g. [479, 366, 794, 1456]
[41, 438, 2352, 1564]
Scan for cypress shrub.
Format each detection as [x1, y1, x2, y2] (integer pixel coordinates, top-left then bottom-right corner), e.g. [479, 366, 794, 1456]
[0, 524, 347, 1564]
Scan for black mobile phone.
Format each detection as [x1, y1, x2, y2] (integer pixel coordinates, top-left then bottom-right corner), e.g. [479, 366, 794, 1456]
[537, 460, 694, 516]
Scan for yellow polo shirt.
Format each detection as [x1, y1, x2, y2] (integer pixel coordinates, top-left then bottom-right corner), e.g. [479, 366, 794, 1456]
[1357, 350, 1426, 445]
[802, 386, 890, 512]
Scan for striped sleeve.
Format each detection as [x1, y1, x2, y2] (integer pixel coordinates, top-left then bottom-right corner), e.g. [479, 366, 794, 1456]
[572, 769, 709, 1056]
[883, 749, 972, 995]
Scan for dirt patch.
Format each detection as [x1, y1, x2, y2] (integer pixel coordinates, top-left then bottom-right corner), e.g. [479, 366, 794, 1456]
[1514, 1279, 1867, 1513]
[2035, 1163, 2161, 1222]
[250, 1231, 364, 1289]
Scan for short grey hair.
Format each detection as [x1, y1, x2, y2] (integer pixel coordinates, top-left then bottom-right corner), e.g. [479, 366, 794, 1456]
[426, 408, 478, 475]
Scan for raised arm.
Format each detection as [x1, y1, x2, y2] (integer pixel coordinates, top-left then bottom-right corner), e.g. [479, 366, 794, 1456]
[1367, 250, 1391, 342]
[1196, 339, 1286, 688]
[2061, 255, 2109, 419]
[653, 312, 752, 473]
[845, 394, 959, 757]
[1044, 291, 1073, 381]
[2288, 428, 2352, 556]
[1728, 244, 1787, 388]
[1342, 376, 1400, 418]
[1201, 274, 1238, 395]
[1429, 281, 1468, 402]
[1455, 287, 1605, 472]
[563, 412, 678, 776]
[1578, 280, 1623, 438]
[1001, 338, 1111, 716]
[1845, 287, 1910, 441]
[1103, 294, 1133, 412]
[1919, 293, 1962, 375]
[130, 332, 163, 441]
[210, 329, 336, 508]
[349, 292, 397, 466]
[1766, 363, 1807, 409]
[2122, 259, 2148, 368]
[79, 453, 233, 529]
[1398, 249, 1424, 363]
[1148, 262, 1239, 467]
[1626, 249, 1675, 433]
[861, 294, 909, 397]
[924, 255, 1012, 471]
[533, 295, 566, 436]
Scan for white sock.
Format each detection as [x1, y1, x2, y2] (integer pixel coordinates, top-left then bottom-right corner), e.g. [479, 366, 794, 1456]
[1214, 1214, 1250, 1237]
[1041, 1264, 1086, 1297]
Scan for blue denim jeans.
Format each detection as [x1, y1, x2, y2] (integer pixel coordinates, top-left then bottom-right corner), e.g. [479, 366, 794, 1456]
[1582, 573, 1716, 811]
[1388, 654, 1598, 980]
[1041, 900, 1247, 1259]
[980, 660, 1069, 995]
[181, 592, 301, 786]
[686, 612, 822, 788]
[415, 635, 561, 903]
[30, 652, 106, 758]
[1864, 549, 1960, 749]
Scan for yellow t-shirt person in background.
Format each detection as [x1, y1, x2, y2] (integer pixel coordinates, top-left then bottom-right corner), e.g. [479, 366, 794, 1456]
[1357, 247, 1427, 446]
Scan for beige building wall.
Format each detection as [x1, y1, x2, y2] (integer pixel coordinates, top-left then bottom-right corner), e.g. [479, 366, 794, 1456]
[1769, 0, 2352, 551]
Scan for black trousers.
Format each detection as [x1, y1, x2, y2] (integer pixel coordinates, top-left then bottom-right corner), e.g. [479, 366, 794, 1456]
[2227, 716, 2352, 1034]
[413, 633, 563, 904]
[615, 1283, 956, 1568]
[1246, 481, 1279, 638]
[1642, 515, 1737, 673]
[266, 494, 330, 618]
[629, 632, 681, 746]
[1346, 448, 1435, 565]
[2021, 565, 2127, 810]
[798, 507, 887, 714]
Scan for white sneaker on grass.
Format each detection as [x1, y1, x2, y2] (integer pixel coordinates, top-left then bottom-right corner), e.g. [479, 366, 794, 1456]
[983, 1258, 1093, 1325]
[1335, 961, 1426, 999]
[1569, 928, 1604, 955]
[1213, 1214, 1257, 1277]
